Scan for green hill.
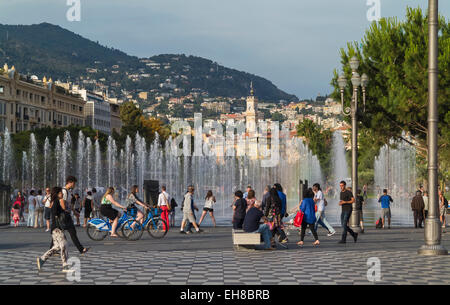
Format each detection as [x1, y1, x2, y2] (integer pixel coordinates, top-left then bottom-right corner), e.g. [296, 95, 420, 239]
[0, 22, 298, 102]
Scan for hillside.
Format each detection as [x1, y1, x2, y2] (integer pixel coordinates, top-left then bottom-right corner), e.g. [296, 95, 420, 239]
[0, 23, 298, 102]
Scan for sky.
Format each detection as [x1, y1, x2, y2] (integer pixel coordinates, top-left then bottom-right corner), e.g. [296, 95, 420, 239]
[0, 0, 449, 100]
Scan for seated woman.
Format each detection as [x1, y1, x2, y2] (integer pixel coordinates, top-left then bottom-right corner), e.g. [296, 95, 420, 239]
[126, 185, 150, 224]
[100, 187, 126, 237]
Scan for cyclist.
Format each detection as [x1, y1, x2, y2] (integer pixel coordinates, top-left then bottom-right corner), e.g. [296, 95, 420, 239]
[100, 187, 126, 237]
[126, 185, 150, 224]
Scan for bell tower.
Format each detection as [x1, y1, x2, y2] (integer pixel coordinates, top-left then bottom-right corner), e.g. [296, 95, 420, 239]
[246, 82, 258, 135]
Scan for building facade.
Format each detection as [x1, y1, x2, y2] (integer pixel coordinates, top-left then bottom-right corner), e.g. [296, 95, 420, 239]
[0, 65, 85, 134]
[77, 89, 111, 135]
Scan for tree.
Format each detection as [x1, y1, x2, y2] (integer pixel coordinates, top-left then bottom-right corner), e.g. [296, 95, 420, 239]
[271, 112, 287, 123]
[296, 119, 333, 178]
[119, 101, 144, 136]
[330, 7, 450, 184]
[118, 101, 170, 146]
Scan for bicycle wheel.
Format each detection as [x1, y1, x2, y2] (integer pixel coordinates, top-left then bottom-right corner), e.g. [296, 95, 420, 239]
[122, 219, 144, 241]
[86, 222, 108, 241]
[147, 217, 168, 239]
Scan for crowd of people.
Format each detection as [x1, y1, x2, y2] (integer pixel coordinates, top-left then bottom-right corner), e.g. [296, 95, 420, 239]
[8, 175, 448, 268]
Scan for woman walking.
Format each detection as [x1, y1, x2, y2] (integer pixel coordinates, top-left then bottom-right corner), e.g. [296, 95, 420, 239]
[100, 187, 127, 237]
[43, 188, 52, 232]
[82, 191, 94, 227]
[36, 187, 73, 273]
[198, 190, 216, 227]
[264, 188, 288, 245]
[16, 191, 26, 222]
[297, 188, 320, 247]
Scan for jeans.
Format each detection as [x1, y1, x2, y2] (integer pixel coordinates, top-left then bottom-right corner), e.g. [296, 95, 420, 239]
[254, 224, 272, 249]
[300, 221, 318, 241]
[314, 210, 335, 233]
[340, 210, 356, 242]
[27, 208, 35, 227]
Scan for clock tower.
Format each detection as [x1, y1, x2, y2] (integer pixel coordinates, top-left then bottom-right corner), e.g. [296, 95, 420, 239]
[246, 82, 258, 135]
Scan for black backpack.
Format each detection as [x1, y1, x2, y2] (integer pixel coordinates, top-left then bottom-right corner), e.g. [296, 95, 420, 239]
[375, 217, 383, 229]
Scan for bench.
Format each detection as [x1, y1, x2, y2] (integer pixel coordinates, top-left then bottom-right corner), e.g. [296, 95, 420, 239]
[232, 229, 261, 251]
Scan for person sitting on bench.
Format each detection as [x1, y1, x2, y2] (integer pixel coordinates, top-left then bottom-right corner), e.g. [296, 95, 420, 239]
[243, 201, 275, 250]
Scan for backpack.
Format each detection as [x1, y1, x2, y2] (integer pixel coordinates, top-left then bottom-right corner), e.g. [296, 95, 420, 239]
[375, 217, 383, 229]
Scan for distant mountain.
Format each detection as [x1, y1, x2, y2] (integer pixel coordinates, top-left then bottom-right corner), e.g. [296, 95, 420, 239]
[0, 23, 298, 102]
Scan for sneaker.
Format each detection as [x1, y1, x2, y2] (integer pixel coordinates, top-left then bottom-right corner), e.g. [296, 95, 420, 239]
[327, 231, 336, 237]
[353, 233, 358, 243]
[195, 229, 203, 233]
[62, 265, 75, 273]
[45, 228, 50, 232]
[360, 229, 365, 234]
[338, 240, 346, 244]
[180, 231, 186, 234]
[36, 257, 44, 271]
[307, 231, 312, 235]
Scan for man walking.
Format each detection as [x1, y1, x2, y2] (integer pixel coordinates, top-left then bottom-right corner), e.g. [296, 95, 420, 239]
[34, 190, 44, 228]
[180, 186, 202, 234]
[338, 181, 358, 244]
[411, 190, 425, 228]
[313, 183, 336, 236]
[157, 185, 171, 230]
[378, 189, 393, 229]
[60, 176, 89, 254]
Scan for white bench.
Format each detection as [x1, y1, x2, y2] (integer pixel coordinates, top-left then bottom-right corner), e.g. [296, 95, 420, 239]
[232, 229, 261, 251]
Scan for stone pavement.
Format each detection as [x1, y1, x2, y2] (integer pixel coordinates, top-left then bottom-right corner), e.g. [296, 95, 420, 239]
[0, 225, 449, 285]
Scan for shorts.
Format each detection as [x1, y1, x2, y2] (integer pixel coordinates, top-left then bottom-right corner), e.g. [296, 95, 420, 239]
[100, 205, 119, 221]
[44, 207, 51, 220]
[182, 212, 196, 224]
[382, 208, 391, 219]
[84, 206, 92, 219]
[355, 209, 363, 220]
[203, 207, 214, 212]
[440, 206, 447, 217]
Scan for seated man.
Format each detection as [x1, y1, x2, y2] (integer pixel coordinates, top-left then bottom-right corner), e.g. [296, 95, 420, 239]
[243, 201, 275, 250]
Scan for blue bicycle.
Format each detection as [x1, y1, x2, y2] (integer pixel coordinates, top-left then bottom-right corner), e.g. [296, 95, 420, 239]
[121, 207, 168, 240]
[86, 210, 129, 241]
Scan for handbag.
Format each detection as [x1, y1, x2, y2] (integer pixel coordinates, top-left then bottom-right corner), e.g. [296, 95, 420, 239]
[163, 193, 171, 211]
[55, 211, 71, 230]
[293, 211, 304, 227]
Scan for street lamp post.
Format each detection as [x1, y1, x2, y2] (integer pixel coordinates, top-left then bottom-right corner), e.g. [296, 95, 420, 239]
[338, 57, 369, 231]
[418, 0, 447, 256]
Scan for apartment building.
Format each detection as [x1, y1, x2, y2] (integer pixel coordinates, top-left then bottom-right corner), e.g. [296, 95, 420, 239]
[0, 65, 85, 133]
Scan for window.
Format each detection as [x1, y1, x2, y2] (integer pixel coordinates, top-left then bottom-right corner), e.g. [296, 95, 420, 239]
[0, 86, 4, 94]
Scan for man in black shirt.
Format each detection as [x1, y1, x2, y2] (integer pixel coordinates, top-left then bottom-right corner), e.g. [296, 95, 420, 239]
[232, 190, 247, 229]
[338, 181, 358, 244]
[243, 201, 274, 250]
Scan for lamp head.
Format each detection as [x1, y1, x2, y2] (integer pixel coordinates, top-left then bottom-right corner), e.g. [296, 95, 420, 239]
[338, 74, 347, 90]
[349, 56, 360, 71]
[351, 72, 361, 87]
[361, 73, 369, 87]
